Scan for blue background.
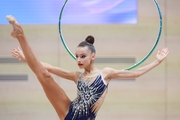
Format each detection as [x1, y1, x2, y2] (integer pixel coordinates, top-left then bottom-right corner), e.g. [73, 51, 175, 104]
[0, 0, 137, 24]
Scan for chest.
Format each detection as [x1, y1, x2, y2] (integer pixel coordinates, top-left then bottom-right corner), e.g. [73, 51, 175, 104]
[77, 75, 107, 101]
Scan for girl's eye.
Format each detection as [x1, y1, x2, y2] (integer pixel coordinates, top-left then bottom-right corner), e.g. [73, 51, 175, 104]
[81, 55, 86, 58]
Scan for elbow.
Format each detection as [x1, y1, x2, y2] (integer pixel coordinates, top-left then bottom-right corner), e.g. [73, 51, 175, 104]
[134, 72, 142, 78]
[135, 74, 141, 78]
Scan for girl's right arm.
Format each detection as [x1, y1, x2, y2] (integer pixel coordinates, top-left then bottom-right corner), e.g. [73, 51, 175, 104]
[12, 47, 79, 82]
[41, 62, 80, 82]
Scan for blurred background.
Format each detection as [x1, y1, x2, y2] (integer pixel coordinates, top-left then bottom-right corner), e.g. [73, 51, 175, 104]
[0, 0, 180, 120]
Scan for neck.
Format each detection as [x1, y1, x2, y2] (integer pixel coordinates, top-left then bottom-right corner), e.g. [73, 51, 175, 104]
[84, 65, 98, 74]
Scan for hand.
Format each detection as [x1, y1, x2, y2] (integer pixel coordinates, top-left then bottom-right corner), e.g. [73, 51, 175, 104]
[12, 47, 26, 62]
[6, 15, 24, 39]
[156, 48, 169, 63]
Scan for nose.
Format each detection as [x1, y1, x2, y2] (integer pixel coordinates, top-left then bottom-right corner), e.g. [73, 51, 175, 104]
[76, 57, 81, 62]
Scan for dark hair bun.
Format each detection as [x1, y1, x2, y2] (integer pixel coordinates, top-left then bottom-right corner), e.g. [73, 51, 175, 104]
[85, 35, 94, 45]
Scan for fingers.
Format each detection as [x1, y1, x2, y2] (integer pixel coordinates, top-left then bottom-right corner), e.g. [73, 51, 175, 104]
[11, 47, 20, 57]
[11, 51, 18, 58]
[17, 46, 21, 51]
[158, 48, 169, 54]
[162, 48, 169, 52]
[11, 50, 18, 58]
[156, 48, 169, 60]
[11, 47, 26, 62]
[166, 50, 169, 56]
[161, 48, 169, 56]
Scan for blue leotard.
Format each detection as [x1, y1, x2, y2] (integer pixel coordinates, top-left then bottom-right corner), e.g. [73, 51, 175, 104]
[64, 72, 108, 120]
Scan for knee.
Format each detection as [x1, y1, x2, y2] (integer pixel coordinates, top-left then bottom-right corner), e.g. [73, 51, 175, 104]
[37, 68, 52, 81]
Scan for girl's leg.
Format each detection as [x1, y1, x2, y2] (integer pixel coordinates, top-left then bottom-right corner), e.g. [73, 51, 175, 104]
[9, 17, 70, 119]
[40, 75, 71, 119]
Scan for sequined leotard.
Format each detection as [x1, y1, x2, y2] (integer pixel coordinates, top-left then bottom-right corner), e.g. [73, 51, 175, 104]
[64, 72, 108, 120]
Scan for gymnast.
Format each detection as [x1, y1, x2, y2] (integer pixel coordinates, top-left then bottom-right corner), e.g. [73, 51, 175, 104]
[8, 15, 169, 120]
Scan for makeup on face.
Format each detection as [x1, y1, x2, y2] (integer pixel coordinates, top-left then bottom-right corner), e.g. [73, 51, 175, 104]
[75, 47, 93, 68]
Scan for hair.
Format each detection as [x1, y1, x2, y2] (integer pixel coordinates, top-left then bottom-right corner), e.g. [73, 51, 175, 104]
[77, 35, 96, 53]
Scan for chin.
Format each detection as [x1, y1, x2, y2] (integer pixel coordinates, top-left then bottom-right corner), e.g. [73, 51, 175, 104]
[78, 66, 84, 69]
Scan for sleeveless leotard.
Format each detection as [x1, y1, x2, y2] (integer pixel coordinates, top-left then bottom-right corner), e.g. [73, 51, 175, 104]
[64, 72, 108, 120]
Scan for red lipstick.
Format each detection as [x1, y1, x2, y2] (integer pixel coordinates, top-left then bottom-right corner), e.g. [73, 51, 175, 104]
[78, 63, 83, 66]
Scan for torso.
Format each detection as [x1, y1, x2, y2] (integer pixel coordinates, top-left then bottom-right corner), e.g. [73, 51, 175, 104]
[65, 71, 108, 120]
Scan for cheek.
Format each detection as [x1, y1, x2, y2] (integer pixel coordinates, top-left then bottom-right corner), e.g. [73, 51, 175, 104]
[83, 58, 91, 64]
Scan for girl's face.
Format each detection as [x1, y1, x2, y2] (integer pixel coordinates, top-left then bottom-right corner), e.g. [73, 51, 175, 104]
[75, 46, 95, 69]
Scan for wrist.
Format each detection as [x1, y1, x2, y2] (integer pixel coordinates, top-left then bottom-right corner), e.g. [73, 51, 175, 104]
[155, 59, 161, 65]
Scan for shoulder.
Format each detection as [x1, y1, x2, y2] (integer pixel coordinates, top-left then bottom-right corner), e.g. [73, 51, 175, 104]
[101, 67, 127, 82]
[101, 67, 115, 82]
[72, 71, 82, 83]
[102, 67, 115, 74]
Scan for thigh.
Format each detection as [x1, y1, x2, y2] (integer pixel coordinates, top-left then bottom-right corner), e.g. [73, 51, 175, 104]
[39, 76, 71, 119]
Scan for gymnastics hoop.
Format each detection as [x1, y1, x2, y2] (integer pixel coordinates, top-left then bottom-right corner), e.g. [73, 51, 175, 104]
[58, 0, 162, 70]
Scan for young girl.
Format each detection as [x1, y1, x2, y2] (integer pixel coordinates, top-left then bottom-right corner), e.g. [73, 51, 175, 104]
[8, 15, 169, 120]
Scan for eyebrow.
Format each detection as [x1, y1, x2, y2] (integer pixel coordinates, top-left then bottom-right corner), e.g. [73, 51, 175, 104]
[75, 53, 86, 56]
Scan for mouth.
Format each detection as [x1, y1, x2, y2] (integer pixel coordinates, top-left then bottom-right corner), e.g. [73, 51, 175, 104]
[78, 63, 83, 66]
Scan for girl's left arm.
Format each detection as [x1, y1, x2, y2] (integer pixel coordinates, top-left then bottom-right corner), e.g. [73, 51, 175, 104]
[104, 48, 169, 81]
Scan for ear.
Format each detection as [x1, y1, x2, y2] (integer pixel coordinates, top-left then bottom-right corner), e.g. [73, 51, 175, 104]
[91, 53, 96, 61]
